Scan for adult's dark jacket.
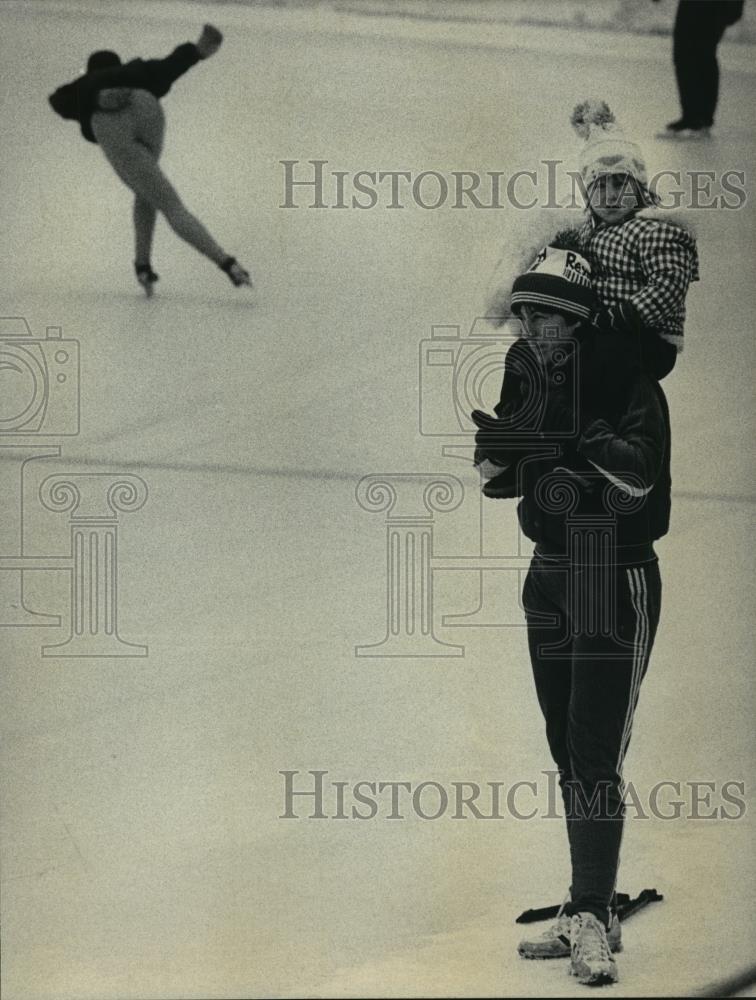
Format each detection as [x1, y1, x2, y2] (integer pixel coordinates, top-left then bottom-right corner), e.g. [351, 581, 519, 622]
[474, 334, 671, 564]
[48, 43, 201, 143]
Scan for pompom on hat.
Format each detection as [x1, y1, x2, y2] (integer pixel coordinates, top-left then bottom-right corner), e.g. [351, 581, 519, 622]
[510, 245, 596, 321]
[571, 100, 654, 199]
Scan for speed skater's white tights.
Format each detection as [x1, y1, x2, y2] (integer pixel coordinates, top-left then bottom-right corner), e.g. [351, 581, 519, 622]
[91, 89, 227, 268]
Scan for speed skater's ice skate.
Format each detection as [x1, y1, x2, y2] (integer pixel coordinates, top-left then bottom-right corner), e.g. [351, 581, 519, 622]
[655, 119, 711, 141]
[135, 262, 159, 298]
[220, 256, 252, 288]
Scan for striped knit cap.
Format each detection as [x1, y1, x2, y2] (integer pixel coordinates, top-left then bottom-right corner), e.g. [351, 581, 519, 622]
[510, 246, 595, 321]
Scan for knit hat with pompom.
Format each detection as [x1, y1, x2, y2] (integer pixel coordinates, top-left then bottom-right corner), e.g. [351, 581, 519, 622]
[571, 100, 649, 193]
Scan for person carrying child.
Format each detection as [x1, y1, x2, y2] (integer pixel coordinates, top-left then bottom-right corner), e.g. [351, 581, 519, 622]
[472, 245, 671, 986]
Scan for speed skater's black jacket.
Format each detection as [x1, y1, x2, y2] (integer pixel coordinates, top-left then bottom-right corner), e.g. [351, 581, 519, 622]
[48, 43, 202, 143]
[475, 334, 671, 565]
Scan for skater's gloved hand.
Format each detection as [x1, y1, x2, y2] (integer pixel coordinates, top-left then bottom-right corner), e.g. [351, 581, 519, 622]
[482, 466, 520, 500]
[471, 422, 520, 500]
[477, 458, 508, 479]
[591, 300, 641, 337]
[97, 88, 132, 112]
[471, 408, 518, 466]
[197, 23, 224, 59]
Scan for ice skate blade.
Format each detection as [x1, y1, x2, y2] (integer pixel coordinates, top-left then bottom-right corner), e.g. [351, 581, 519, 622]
[136, 270, 159, 298]
[229, 269, 252, 289]
[655, 129, 712, 142]
[518, 951, 566, 960]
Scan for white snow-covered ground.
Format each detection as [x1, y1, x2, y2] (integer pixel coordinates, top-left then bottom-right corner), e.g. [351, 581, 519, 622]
[1, 2, 754, 998]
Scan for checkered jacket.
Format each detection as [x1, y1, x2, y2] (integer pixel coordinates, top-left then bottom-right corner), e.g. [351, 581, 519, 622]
[577, 214, 699, 351]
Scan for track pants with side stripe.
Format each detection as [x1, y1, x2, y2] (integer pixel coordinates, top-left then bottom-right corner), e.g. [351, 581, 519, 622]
[522, 553, 662, 927]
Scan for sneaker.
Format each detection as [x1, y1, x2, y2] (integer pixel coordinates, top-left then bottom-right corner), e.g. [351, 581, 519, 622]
[518, 906, 621, 961]
[569, 912, 619, 985]
[517, 908, 572, 959]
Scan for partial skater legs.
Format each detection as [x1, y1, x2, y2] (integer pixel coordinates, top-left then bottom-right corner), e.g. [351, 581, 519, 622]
[91, 91, 250, 292]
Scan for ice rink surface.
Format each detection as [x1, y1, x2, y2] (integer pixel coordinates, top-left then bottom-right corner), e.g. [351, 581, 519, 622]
[1, 1, 755, 997]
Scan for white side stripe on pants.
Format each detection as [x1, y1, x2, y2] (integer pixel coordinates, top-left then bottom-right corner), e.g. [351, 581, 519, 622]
[617, 567, 650, 775]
